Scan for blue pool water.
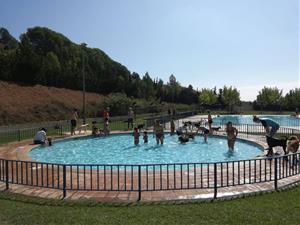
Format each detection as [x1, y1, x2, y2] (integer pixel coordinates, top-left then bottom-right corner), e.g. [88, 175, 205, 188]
[212, 115, 300, 126]
[29, 134, 263, 165]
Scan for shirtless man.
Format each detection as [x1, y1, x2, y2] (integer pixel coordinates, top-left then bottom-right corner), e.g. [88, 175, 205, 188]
[154, 120, 164, 145]
[225, 122, 238, 151]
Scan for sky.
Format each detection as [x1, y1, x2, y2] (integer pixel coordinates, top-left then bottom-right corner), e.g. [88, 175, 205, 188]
[0, 0, 299, 101]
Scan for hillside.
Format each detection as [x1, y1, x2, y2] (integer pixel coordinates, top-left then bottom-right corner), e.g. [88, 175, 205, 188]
[0, 81, 102, 125]
[0, 26, 199, 104]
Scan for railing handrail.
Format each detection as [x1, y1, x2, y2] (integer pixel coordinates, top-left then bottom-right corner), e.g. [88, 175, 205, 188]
[0, 151, 299, 168]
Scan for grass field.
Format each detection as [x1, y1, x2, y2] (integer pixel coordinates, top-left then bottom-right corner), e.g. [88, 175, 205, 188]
[0, 186, 299, 225]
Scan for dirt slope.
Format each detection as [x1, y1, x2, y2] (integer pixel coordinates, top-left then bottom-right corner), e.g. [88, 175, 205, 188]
[0, 81, 102, 125]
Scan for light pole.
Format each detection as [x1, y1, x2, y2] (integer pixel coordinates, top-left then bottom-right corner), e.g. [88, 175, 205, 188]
[81, 43, 87, 124]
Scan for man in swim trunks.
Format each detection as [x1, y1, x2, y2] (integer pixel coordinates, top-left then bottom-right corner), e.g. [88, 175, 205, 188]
[253, 116, 279, 137]
[154, 120, 164, 145]
[225, 122, 238, 151]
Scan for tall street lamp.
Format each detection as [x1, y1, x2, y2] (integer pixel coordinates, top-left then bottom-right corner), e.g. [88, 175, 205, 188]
[81, 43, 87, 124]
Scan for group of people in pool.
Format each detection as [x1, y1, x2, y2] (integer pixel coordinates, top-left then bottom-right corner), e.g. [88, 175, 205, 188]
[131, 115, 239, 151]
[175, 119, 238, 151]
[33, 111, 299, 157]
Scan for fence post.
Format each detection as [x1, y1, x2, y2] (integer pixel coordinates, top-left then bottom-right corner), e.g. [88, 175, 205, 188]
[60, 125, 63, 136]
[246, 124, 249, 135]
[18, 129, 21, 141]
[5, 160, 9, 190]
[62, 165, 67, 199]
[274, 158, 278, 190]
[137, 165, 142, 202]
[214, 163, 217, 199]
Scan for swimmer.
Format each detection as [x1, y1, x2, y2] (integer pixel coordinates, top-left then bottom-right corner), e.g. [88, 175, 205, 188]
[199, 126, 210, 143]
[133, 127, 140, 145]
[225, 122, 238, 151]
[154, 120, 164, 145]
[143, 131, 148, 144]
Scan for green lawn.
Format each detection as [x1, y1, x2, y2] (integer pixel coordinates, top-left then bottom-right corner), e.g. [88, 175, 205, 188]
[0, 187, 300, 225]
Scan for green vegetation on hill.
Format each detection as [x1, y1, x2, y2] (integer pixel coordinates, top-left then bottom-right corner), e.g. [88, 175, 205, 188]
[0, 27, 201, 104]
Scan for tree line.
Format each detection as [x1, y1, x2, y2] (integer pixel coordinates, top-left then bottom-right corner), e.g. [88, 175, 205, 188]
[0, 27, 299, 112]
[0, 27, 200, 104]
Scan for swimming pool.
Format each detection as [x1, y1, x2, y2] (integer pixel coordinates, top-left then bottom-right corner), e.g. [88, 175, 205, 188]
[212, 115, 300, 127]
[29, 134, 263, 165]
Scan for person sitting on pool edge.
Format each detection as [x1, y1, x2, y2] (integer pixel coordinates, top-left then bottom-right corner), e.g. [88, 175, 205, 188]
[33, 128, 51, 146]
[225, 122, 238, 151]
[154, 120, 164, 145]
[253, 115, 280, 137]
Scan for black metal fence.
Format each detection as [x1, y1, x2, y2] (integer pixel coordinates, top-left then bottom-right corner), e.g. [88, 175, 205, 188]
[0, 153, 300, 201]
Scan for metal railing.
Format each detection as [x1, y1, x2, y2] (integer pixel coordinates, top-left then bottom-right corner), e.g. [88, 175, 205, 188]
[0, 153, 299, 201]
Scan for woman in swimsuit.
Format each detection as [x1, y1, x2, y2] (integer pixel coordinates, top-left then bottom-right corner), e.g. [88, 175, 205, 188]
[225, 122, 238, 151]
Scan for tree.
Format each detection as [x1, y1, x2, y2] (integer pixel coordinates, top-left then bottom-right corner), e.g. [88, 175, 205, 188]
[0, 26, 201, 105]
[255, 87, 283, 110]
[284, 88, 300, 110]
[222, 86, 241, 112]
[198, 88, 217, 106]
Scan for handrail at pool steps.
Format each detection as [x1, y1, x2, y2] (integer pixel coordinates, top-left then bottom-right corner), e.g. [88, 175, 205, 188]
[0, 153, 300, 201]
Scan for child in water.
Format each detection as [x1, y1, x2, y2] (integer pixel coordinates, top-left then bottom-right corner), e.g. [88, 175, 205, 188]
[143, 131, 148, 143]
[133, 127, 140, 145]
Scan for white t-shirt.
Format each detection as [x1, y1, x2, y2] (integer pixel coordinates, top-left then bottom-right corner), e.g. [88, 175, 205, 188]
[34, 130, 47, 142]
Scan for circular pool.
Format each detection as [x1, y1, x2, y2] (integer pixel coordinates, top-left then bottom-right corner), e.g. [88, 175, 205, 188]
[29, 134, 263, 165]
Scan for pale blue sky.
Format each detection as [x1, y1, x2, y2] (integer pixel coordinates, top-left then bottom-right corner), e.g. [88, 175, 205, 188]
[1, 0, 299, 100]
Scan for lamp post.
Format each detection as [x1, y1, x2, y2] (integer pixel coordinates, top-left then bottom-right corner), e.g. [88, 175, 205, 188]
[81, 43, 87, 124]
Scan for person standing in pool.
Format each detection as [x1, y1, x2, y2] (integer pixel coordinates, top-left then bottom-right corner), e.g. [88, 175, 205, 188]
[154, 120, 164, 145]
[253, 116, 279, 137]
[199, 126, 210, 143]
[225, 122, 238, 151]
[143, 131, 148, 144]
[207, 111, 213, 133]
[133, 127, 140, 145]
